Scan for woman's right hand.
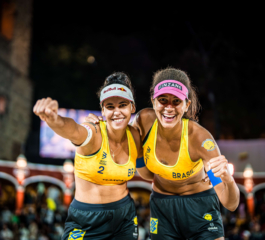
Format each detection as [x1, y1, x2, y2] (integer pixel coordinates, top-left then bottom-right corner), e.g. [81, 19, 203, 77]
[85, 113, 103, 124]
[33, 97, 59, 123]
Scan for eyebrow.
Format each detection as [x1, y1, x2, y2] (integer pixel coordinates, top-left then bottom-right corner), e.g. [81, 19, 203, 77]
[158, 95, 179, 99]
[105, 101, 129, 106]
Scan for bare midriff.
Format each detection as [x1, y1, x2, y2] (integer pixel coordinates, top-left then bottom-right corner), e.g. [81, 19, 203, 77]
[153, 168, 212, 195]
[74, 176, 129, 204]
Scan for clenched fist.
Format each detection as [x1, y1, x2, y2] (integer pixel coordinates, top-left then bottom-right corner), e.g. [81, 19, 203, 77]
[33, 97, 59, 123]
[208, 155, 233, 184]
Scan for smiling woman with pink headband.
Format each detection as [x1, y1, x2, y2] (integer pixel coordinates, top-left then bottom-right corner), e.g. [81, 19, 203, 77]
[87, 68, 240, 240]
[135, 68, 239, 240]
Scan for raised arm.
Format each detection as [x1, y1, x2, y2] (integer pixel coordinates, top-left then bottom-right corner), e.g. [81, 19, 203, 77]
[192, 124, 240, 211]
[33, 97, 99, 148]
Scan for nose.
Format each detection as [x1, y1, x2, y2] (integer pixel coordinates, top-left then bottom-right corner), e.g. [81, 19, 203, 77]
[165, 103, 174, 111]
[113, 106, 121, 115]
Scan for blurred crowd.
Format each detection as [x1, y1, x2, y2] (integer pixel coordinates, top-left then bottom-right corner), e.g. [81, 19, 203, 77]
[1, 186, 265, 240]
[0, 205, 67, 240]
[222, 192, 265, 240]
[0, 183, 67, 240]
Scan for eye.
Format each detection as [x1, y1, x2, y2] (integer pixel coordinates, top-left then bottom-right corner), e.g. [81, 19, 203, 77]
[106, 106, 114, 110]
[173, 99, 181, 105]
[158, 98, 168, 104]
[120, 103, 128, 108]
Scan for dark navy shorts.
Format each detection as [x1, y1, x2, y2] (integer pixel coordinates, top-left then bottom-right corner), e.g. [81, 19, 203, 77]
[62, 194, 138, 240]
[149, 188, 224, 240]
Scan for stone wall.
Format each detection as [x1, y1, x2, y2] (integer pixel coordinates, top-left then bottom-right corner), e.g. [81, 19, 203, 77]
[0, 0, 33, 160]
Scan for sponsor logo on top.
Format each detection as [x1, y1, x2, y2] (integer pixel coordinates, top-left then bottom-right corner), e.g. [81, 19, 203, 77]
[158, 82, 182, 90]
[118, 87, 127, 92]
[104, 87, 116, 94]
[103, 87, 127, 93]
[102, 151, 107, 159]
[145, 146, 151, 164]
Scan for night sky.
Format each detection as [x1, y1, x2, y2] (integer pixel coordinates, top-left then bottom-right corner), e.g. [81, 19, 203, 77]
[26, 2, 265, 164]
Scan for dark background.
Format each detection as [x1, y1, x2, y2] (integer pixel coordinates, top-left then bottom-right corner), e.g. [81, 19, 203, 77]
[26, 2, 265, 164]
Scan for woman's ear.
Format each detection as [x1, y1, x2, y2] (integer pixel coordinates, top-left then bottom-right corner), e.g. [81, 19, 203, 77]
[131, 103, 136, 114]
[101, 106, 105, 117]
[185, 100, 191, 112]
[151, 98, 155, 109]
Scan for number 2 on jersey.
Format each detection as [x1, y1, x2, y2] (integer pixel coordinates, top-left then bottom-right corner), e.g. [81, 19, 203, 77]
[98, 166, 105, 174]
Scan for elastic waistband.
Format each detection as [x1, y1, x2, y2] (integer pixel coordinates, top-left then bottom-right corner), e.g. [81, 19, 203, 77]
[70, 194, 132, 211]
[151, 188, 216, 199]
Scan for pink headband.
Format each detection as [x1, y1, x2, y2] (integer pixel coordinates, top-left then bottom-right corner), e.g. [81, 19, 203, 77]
[153, 80, 189, 100]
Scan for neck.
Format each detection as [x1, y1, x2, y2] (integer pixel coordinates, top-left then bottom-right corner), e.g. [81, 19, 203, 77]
[106, 123, 127, 143]
[157, 119, 183, 141]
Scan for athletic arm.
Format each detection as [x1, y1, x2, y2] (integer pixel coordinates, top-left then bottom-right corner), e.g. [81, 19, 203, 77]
[132, 108, 156, 141]
[33, 98, 98, 147]
[193, 125, 240, 211]
[131, 109, 155, 181]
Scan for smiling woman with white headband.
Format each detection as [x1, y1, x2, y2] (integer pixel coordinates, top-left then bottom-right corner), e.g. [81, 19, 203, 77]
[33, 72, 148, 240]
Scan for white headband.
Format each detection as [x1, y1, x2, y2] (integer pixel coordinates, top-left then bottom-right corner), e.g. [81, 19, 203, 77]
[100, 84, 134, 105]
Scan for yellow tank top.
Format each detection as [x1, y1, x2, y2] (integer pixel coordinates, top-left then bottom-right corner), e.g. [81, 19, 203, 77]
[74, 121, 138, 185]
[143, 118, 203, 180]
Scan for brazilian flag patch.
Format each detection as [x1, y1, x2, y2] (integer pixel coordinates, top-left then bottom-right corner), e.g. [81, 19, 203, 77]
[150, 218, 158, 234]
[68, 228, 86, 239]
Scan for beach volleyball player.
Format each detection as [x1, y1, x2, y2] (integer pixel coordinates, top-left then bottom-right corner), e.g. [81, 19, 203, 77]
[87, 68, 240, 240]
[33, 73, 150, 240]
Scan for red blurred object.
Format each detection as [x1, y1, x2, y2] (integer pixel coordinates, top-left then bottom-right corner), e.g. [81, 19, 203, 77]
[16, 187, 24, 214]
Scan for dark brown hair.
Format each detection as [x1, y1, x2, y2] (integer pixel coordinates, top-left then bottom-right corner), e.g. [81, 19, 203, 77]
[150, 67, 200, 121]
[97, 72, 135, 106]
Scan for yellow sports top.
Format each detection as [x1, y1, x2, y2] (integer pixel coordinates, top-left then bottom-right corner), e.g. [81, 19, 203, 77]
[143, 118, 203, 180]
[74, 121, 138, 185]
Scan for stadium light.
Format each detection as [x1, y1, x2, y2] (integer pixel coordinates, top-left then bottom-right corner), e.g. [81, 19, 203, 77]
[16, 154, 27, 168]
[13, 154, 29, 185]
[243, 164, 253, 178]
[63, 159, 74, 173]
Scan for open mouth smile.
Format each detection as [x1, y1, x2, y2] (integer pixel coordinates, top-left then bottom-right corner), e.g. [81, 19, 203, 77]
[112, 118, 125, 123]
[162, 114, 176, 122]
[162, 114, 176, 119]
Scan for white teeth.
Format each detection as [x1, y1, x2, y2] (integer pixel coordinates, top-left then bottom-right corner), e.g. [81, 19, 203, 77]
[163, 115, 175, 118]
[113, 119, 123, 122]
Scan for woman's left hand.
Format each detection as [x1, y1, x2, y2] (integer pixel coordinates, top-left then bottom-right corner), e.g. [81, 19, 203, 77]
[208, 155, 233, 184]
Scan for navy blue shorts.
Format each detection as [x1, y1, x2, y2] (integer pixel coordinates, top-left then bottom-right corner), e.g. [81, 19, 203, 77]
[150, 188, 224, 240]
[62, 194, 138, 240]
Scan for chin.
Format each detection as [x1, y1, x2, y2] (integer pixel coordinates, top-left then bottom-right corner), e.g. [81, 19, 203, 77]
[160, 121, 177, 129]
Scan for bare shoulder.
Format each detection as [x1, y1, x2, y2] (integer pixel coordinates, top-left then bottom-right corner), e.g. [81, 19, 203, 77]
[137, 108, 156, 119]
[133, 108, 156, 138]
[188, 120, 212, 139]
[188, 120, 220, 160]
